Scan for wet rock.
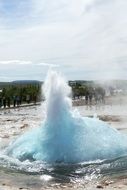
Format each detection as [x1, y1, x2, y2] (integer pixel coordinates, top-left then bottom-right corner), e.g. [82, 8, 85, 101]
[12, 132, 19, 136]
[20, 124, 29, 129]
[6, 119, 13, 121]
[104, 180, 114, 186]
[2, 183, 6, 186]
[2, 135, 9, 138]
[96, 184, 104, 189]
[100, 180, 114, 187]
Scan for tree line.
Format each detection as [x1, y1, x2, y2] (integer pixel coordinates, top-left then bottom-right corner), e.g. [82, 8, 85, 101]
[0, 80, 106, 108]
[0, 82, 42, 108]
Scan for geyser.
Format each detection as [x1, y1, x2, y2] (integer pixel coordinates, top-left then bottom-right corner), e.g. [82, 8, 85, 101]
[6, 71, 127, 163]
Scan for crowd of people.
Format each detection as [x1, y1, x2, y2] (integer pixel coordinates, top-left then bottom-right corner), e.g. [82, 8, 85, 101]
[73, 87, 106, 106]
[0, 94, 37, 109]
[0, 85, 106, 109]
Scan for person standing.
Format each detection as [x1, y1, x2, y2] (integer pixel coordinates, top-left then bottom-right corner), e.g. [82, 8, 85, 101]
[13, 96, 16, 107]
[3, 96, 6, 108]
[0, 97, 2, 108]
[7, 97, 11, 108]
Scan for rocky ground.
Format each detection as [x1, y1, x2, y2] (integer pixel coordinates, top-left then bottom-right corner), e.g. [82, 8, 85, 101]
[0, 102, 127, 190]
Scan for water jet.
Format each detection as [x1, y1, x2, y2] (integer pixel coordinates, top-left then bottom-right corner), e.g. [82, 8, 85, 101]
[6, 70, 127, 164]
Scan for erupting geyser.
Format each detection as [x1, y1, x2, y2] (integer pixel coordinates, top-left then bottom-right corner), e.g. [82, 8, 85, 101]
[6, 71, 127, 163]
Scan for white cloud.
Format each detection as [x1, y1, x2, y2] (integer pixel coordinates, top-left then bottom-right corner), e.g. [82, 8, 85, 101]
[37, 62, 59, 67]
[0, 0, 127, 81]
[0, 60, 32, 65]
[0, 59, 59, 67]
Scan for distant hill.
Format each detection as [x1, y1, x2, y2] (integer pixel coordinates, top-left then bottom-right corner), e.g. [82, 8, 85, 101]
[0, 82, 10, 88]
[12, 80, 42, 85]
[0, 80, 42, 89]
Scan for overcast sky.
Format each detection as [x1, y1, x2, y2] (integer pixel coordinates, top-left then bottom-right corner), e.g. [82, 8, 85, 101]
[0, 0, 127, 81]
